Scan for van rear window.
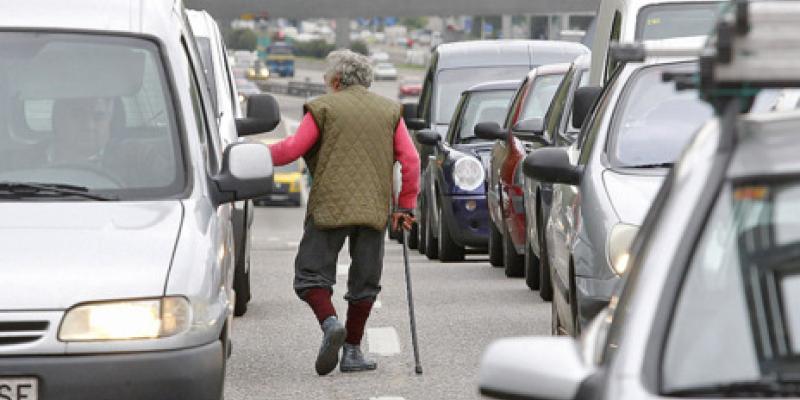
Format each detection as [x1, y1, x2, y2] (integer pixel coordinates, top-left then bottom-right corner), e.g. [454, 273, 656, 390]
[636, 2, 722, 40]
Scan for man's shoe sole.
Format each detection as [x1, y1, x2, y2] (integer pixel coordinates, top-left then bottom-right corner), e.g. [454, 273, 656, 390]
[340, 363, 378, 373]
[315, 325, 346, 376]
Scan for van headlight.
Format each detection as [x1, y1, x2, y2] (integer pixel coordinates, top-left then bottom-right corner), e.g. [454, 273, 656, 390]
[607, 224, 639, 276]
[59, 297, 191, 341]
[453, 157, 484, 191]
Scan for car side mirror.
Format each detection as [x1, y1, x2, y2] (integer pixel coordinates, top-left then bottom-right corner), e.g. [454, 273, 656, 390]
[236, 94, 281, 136]
[572, 86, 603, 130]
[402, 102, 417, 121]
[416, 129, 441, 146]
[215, 142, 274, 204]
[479, 336, 594, 400]
[474, 121, 506, 141]
[523, 147, 582, 185]
[405, 117, 427, 131]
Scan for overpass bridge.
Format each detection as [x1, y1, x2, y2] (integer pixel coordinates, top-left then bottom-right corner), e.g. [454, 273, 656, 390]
[186, 0, 600, 46]
[185, 0, 599, 20]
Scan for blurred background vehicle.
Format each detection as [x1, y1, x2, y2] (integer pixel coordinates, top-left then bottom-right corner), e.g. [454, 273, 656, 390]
[398, 78, 422, 99]
[246, 59, 270, 81]
[374, 62, 398, 81]
[254, 138, 308, 207]
[265, 41, 295, 77]
[235, 78, 262, 109]
[415, 80, 518, 261]
[482, 62, 573, 279]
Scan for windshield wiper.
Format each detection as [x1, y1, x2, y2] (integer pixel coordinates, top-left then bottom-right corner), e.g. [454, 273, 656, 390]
[0, 182, 118, 201]
[665, 378, 800, 397]
[625, 162, 674, 169]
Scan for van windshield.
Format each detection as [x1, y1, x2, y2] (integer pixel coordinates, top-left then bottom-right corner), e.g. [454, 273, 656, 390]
[0, 33, 185, 200]
[435, 66, 530, 124]
[636, 2, 722, 40]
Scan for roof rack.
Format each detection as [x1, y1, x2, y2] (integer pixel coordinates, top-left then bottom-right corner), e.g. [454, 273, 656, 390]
[700, 1, 800, 100]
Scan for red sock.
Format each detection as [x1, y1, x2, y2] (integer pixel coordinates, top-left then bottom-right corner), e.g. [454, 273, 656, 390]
[345, 299, 374, 345]
[303, 287, 337, 324]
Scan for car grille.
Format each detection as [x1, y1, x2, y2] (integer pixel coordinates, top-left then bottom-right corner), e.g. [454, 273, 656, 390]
[0, 321, 49, 346]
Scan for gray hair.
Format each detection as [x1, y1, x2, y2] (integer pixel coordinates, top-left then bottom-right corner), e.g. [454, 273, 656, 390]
[325, 49, 373, 89]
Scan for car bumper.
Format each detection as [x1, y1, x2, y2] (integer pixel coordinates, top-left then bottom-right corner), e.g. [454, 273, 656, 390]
[441, 194, 489, 249]
[0, 341, 223, 400]
[575, 274, 620, 329]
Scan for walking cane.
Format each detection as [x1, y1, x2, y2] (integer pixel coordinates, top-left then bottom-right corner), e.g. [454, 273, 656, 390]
[401, 228, 423, 375]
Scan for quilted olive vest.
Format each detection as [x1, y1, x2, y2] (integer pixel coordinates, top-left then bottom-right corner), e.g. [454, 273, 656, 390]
[303, 85, 401, 231]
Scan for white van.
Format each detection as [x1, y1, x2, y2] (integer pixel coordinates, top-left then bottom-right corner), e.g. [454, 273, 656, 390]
[589, 0, 723, 85]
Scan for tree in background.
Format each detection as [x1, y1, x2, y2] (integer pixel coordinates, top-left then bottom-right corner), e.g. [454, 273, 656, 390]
[349, 40, 369, 56]
[294, 39, 335, 58]
[402, 17, 428, 30]
[226, 29, 258, 51]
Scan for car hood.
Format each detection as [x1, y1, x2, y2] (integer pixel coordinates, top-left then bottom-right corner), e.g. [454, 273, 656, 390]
[1, 201, 183, 310]
[602, 170, 666, 224]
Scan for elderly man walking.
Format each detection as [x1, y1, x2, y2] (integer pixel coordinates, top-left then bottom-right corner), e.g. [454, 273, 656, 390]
[268, 49, 420, 375]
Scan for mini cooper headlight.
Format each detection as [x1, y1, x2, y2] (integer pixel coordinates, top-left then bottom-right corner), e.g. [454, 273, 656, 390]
[453, 157, 485, 191]
[607, 224, 639, 276]
[59, 297, 191, 341]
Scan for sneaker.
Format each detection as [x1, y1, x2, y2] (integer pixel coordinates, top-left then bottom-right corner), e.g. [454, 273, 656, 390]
[315, 316, 346, 376]
[340, 343, 377, 373]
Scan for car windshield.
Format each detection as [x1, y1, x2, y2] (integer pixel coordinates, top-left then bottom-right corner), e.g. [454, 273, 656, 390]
[662, 182, 800, 393]
[519, 73, 566, 121]
[457, 90, 515, 141]
[636, 2, 722, 40]
[0, 33, 184, 200]
[435, 66, 530, 124]
[610, 63, 713, 168]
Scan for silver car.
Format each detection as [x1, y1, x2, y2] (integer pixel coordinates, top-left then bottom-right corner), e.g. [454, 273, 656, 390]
[526, 49, 714, 336]
[0, 1, 279, 398]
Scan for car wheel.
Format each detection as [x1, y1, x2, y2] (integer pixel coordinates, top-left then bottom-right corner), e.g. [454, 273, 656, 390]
[537, 206, 554, 301]
[524, 233, 540, 290]
[488, 220, 503, 267]
[408, 221, 419, 249]
[424, 204, 439, 260]
[502, 224, 524, 277]
[233, 256, 251, 317]
[438, 207, 464, 262]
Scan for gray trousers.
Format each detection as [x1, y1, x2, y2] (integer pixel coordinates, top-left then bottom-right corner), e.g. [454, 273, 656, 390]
[294, 219, 385, 302]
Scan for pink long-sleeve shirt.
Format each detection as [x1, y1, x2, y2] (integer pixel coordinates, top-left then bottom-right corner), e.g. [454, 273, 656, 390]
[269, 113, 420, 210]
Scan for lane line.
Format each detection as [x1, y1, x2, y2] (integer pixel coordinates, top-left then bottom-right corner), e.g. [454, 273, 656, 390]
[370, 397, 405, 400]
[367, 327, 401, 356]
[336, 263, 349, 276]
[373, 300, 382, 309]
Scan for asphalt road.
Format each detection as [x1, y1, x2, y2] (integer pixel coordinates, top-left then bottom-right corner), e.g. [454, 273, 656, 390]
[225, 68, 549, 400]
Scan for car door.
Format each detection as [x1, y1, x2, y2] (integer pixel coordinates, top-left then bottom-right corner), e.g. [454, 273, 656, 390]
[489, 79, 528, 230]
[547, 80, 616, 301]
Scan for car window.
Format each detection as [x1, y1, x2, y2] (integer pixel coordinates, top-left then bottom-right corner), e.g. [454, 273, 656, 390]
[0, 33, 185, 199]
[608, 63, 713, 168]
[543, 66, 575, 144]
[456, 90, 515, 142]
[504, 79, 530, 129]
[435, 66, 530, 125]
[195, 37, 218, 116]
[604, 12, 622, 83]
[636, 2, 722, 40]
[662, 181, 800, 393]
[519, 73, 566, 121]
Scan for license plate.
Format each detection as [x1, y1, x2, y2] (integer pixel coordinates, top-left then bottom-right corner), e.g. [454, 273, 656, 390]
[0, 378, 38, 400]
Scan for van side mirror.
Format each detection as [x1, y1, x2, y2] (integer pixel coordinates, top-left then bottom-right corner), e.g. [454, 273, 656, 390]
[215, 142, 274, 204]
[416, 129, 441, 146]
[571, 86, 603, 130]
[523, 147, 582, 186]
[474, 121, 506, 141]
[402, 102, 427, 131]
[479, 336, 593, 400]
[236, 94, 281, 136]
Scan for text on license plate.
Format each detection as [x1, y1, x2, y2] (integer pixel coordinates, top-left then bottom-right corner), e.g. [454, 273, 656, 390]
[0, 377, 38, 400]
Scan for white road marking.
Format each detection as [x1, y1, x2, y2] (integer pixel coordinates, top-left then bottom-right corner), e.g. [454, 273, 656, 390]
[336, 263, 349, 276]
[367, 327, 401, 356]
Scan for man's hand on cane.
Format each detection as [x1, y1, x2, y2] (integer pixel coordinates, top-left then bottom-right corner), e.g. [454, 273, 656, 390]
[392, 209, 416, 231]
